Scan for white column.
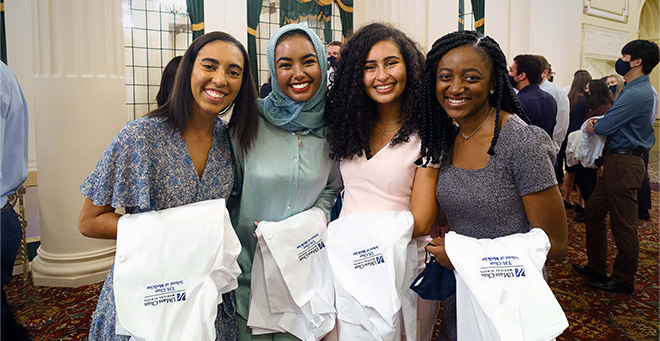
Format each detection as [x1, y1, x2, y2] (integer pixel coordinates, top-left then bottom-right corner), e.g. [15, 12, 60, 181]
[22, 0, 126, 287]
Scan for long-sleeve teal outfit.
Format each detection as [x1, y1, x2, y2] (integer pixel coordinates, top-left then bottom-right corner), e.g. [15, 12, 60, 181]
[230, 115, 342, 319]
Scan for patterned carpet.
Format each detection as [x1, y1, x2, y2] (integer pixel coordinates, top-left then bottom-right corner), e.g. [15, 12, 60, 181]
[5, 186, 659, 340]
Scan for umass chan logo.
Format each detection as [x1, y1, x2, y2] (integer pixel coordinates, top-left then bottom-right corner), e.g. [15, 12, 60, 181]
[352, 254, 385, 269]
[480, 265, 526, 279]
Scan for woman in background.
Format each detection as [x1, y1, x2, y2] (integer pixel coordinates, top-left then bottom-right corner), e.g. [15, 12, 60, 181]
[325, 22, 438, 340]
[573, 79, 614, 222]
[605, 74, 624, 100]
[229, 23, 342, 341]
[78, 31, 259, 340]
[562, 70, 592, 210]
[156, 55, 182, 107]
[421, 31, 567, 340]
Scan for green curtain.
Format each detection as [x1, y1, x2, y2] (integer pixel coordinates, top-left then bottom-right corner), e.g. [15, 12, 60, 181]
[247, 0, 261, 86]
[279, 0, 337, 43]
[1, 0, 6, 64]
[471, 0, 484, 34]
[458, 0, 464, 31]
[186, 0, 204, 40]
[335, 0, 352, 38]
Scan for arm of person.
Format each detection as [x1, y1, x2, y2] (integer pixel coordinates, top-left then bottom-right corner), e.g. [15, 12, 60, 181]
[521, 185, 567, 260]
[410, 166, 439, 238]
[78, 198, 122, 239]
[312, 160, 344, 222]
[593, 94, 649, 136]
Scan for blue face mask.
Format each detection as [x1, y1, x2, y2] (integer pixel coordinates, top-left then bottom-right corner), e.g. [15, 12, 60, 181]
[608, 85, 618, 93]
[508, 74, 518, 88]
[615, 58, 632, 76]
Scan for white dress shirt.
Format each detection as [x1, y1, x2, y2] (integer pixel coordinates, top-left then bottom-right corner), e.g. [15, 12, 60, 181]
[540, 79, 570, 153]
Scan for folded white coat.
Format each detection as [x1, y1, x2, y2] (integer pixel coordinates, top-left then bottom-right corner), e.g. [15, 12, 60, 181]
[326, 210, 417, 341]
[577, 115, 606, 169]
[445, 228, 568, 341]
[113, 199, 242, 341]
[248, 207, 336, 341]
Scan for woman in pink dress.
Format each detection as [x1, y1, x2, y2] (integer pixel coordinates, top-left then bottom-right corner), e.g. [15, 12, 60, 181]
[325, 22, 440, 340]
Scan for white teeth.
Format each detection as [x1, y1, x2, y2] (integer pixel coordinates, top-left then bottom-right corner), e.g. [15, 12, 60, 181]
[206, 90, 225, 99]
[291, 82, 309, 89]
[375, 84, 394, 90]
[447, 98, 468, 104]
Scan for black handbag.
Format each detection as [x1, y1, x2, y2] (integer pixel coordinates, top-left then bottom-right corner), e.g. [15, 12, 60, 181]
[410, 252, 456, 300]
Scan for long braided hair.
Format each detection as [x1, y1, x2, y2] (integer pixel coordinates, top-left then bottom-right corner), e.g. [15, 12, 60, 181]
[420, 31, 528, 166]
[325, 23, 425, 160]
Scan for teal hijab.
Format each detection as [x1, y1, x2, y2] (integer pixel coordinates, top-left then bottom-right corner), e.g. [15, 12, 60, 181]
[259, 23, 328, 133]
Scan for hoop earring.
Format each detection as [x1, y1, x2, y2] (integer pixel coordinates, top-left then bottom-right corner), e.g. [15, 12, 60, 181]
[218, 102, 234, 118]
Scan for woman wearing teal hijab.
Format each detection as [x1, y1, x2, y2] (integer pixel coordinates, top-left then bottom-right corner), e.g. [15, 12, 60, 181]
[229, 23, 342, 340]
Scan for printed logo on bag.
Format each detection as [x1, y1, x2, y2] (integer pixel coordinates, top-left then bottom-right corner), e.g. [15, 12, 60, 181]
[352, 246, 385, 269]
[143, 280, 187, 307]
[479, 256, 526, 279]
[296, 233, 325, 261]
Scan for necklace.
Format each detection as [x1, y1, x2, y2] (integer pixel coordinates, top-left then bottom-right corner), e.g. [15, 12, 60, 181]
[375, 124, 399, 139]
[376, 117, 403, 125]
[460, 107, 494, 140]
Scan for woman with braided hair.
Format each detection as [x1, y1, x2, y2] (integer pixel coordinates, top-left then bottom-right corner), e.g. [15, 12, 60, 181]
[325, 23, 440, 340]
[422, 31, 567, 340]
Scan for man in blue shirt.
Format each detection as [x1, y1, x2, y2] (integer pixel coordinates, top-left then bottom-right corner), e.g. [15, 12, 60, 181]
[573, 40, 659, 294]
[0, 61, 30, 339]
[509, 54, 558, 140]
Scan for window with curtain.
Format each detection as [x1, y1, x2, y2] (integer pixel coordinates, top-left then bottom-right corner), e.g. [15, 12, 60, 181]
[123, 0, 193, 120]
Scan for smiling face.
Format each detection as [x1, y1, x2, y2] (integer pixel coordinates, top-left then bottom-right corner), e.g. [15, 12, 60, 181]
[363, 40, 407, 110]
[190, 40, 244, 119]
[274, 34, 322, 102]
[436, 45, 494, 122]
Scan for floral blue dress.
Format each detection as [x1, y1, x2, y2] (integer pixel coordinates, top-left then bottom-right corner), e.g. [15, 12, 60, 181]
[80, 116, 237, 341]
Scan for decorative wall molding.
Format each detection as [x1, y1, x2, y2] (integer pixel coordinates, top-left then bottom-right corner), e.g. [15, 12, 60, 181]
[582, 23, 628, 60]
[583, 0, 629, 23]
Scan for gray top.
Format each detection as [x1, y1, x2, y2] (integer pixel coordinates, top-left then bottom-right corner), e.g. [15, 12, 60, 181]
[436, 115, 557, 239]
[434, 115, 557, 341]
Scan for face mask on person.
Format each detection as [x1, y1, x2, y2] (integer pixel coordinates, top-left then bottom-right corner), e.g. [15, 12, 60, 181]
[327, 55, 337, 68]
[608, 85, 617, 93]
[583, 91, 590, 100]
[508, 74, 518, 88]
[615, 58, 632, 76]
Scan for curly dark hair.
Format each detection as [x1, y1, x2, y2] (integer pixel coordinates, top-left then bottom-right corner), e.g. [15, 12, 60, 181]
[420, 31, 529, 165]
[325, 22, 425, 160]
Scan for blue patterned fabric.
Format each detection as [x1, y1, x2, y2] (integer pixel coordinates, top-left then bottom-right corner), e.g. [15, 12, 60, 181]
[80, 116, 237, 340]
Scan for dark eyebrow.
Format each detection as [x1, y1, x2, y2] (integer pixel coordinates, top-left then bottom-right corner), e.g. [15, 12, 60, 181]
[228, 63, 243, 72]
[201, 57, 219, 64]
[464, 68, 483, 74]
[365, 55, 401, 64]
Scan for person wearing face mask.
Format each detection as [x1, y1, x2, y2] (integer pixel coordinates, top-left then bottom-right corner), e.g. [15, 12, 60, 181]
[326, 41, 341, 88]
[573, 39, 659, 294]
[508, 55, 558, 141]
[604, 74, 624, 100]
[229, 23, 342, 340]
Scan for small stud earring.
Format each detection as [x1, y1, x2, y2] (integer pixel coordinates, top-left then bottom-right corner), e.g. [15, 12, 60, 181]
[489, 89, 494, 94]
